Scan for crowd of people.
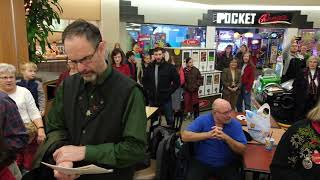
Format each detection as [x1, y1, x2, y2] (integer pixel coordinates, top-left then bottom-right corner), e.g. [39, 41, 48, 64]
[0, 19, 319, 180]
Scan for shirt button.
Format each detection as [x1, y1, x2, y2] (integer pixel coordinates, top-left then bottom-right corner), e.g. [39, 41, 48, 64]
[82, 130, 86, 134]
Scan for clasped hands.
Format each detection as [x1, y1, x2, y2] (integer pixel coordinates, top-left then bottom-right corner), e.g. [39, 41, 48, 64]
[207, 126, 229, 141]
[52, 145, 86, 180]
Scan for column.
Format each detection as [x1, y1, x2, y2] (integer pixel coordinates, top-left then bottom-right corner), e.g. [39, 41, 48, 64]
[100, 0, 120, 53]
[206, 26, 216, 48]
[0, 0, 28, 67]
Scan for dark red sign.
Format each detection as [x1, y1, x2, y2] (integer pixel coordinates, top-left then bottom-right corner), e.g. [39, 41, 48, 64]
[183, 39, 200, 46]
[258, 13, 291, 25]
[199, 99, 210, 109]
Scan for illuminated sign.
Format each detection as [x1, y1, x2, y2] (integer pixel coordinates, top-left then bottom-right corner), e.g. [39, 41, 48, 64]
[214, 12, 256, 25]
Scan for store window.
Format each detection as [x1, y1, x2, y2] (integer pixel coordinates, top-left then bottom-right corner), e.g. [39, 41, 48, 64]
[126, 23, 206, 53]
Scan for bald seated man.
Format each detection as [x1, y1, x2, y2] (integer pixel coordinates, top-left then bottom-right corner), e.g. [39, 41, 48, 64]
[181, 98, 247, 180]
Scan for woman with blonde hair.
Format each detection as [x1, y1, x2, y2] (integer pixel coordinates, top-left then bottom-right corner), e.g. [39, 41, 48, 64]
[271, 101, 320, 179]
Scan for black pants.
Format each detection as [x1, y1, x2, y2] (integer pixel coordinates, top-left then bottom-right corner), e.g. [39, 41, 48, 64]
[186, 159, 241, 180]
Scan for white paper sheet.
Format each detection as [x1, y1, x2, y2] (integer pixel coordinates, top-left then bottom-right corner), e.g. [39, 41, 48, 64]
[41, 162, 113, 175]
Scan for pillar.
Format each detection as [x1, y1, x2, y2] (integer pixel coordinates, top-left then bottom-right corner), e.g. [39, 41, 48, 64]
[0, 0, 28, 68]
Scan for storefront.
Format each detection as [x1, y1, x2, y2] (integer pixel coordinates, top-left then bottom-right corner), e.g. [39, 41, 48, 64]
[199, 10, 313, 68]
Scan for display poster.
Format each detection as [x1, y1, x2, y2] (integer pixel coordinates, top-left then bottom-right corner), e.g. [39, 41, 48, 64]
[270, 45, 278, 64]
[199, 50, 207, 71]
[191, 50, 200, 69]
[205, 74, 213, 95]
[198, 74, 205, 96]
[182, 50, 191, 68]
[213, 73, 221, 94]
[206, 50, 215, 71]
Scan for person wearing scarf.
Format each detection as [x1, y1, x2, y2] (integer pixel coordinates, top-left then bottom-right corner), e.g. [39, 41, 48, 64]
[293, 56, 320, 121]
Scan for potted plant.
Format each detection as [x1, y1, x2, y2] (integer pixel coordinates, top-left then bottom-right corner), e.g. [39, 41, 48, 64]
[25, 0, 63, 63]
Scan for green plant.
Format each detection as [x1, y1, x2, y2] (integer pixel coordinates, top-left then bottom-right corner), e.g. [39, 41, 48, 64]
[25, 0, 63, 63]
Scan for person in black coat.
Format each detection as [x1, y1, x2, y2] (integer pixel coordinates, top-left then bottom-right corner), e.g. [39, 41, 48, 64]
[142, 47, 180, 126]
[270, 103, 320, 180]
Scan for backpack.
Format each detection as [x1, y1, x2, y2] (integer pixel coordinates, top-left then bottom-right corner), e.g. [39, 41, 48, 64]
[155, 130, 178, 180]
[174, 139, 194, 180]
[150, 126, 175, 159]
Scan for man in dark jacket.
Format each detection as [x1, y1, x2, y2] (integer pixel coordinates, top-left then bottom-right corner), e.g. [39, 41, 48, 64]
[142, 47, 180, 126]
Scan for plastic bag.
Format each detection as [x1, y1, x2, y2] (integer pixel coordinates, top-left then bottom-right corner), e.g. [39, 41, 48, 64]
[245, 103, 271, 143]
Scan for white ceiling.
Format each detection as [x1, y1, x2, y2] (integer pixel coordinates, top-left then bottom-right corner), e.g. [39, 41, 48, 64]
[181, 0, 320, 6]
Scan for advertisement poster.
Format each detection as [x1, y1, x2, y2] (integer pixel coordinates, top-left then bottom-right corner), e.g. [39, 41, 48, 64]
[212, 73, 220, 94]
[205, 74, 213, 95]
[198, 74, 205, 96]
[182, 50, 191, 68]
[200, 50, 207, 72]
[269, 45, 278, 64]
[206, 50, 215, 71]
[191, 50, 200, 69]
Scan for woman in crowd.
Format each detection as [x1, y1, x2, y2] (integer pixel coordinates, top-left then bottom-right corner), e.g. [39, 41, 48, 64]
[56, 59, 78, 88]
[216, 45, 233, 71]
[236, 52, 255, 112]
[183, 57, 201, 119]
[294, 56, 320, 120]
[221, 59, 241, 110]
[0, 63, 45, 172]
[235, 44, 248, 68]
[270, 102, 320, 180]
[111, 48, 131, 77]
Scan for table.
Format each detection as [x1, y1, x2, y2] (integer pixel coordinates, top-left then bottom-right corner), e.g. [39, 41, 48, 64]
[146, 106, 158, 119]
[243, 144, 275, 174]
[242, 127, 286, 145]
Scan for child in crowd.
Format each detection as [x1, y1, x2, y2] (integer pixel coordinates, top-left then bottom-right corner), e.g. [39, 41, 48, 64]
[16, 62, 45, 116]
[111, 49, 131, 77]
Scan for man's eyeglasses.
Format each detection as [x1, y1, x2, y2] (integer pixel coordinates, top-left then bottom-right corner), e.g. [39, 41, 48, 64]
[0, 76, 15, 80]
[68, 43, 100, 65]
[217, 109, 232, 116]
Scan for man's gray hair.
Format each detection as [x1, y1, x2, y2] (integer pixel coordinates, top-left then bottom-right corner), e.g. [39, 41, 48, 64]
[0, 63, 16, 75]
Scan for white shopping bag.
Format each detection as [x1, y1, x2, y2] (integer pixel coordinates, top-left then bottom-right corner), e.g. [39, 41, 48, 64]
[245, 103, 271, 143]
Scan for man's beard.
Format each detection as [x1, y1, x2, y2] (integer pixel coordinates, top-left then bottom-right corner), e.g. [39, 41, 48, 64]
[81, 72, 97, 82]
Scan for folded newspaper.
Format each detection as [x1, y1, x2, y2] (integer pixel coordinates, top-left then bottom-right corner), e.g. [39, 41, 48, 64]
[41, 162, 113, 175]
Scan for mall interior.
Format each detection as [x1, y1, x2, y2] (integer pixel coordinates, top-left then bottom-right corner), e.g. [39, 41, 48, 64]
[0, 0, 320, 180]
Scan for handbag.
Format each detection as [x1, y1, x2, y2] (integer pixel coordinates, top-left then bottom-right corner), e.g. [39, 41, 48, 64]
[24, 122, 37, 144]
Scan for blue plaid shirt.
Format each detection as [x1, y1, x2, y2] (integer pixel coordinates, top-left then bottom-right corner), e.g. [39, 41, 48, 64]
[0, 92, 28, 151]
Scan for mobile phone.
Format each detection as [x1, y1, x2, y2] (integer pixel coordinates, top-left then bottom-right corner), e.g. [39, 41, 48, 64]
[295, 37, 302, 41]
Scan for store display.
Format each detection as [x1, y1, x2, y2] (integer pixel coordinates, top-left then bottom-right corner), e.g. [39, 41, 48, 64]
[198, 74, 205, 96]
[206, 50, 215, 71]
[205, 74, 213, 95]
[199, 50, 207, 71]
[191, 50, 200, 69]
[182, 50, 191, 68]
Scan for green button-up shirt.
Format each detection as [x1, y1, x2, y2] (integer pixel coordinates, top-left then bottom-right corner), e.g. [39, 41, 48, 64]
[46, 66, 147, 168]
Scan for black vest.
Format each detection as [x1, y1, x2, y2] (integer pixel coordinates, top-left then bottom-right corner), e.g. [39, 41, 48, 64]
[63, 69, 137, 180]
